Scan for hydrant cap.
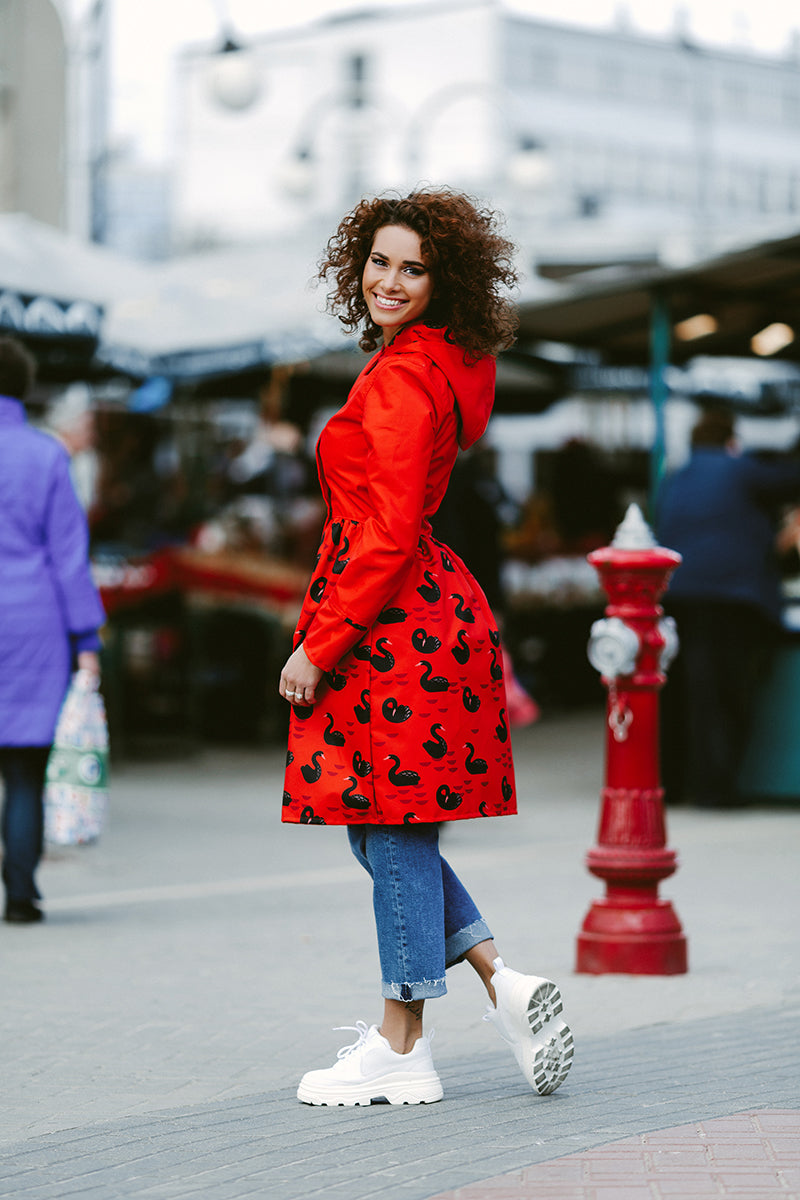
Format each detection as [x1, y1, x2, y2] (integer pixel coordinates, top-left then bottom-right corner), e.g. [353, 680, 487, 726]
[611, 504, 657, 551]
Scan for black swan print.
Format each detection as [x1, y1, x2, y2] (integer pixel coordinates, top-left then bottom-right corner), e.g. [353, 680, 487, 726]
[353, 750, 372, 777]
[386, 755, 421, 787]
[489, 647, 503, 681]
[326, 668, 348, 691]
[282, 789, 293, 807]
[332, 534, 350, 575]
[323, 713, 346, 746]
[378, 607, 408, 624]
[489, 629, 501, 647]
[353, 640, 372, 662]
[371, 638, 395, 672]
[342, 777, 371, 810]
[293, 704, 314, 720]
[451, 630, 470, 665]
[495, 708, 508, 743]
[403, 812, 419, 824]
[440, 549, 455, 572]
[301, 751, 324, 783]
[300, 806, 325, 824]
[464, 742, 488, 774]
[417, 571, 441, 603]
[331, 521, 343, 545]
[422, 720, 448, 758]
[382, 697, 413, 723]
[462, 687, 481, 713]
[286, 750, 294, 765]
[436, 784, 463, 810]
[412, 628, 441, 654]
[502, 776, 513, 802]
[309, 576, 327, 602]
[450, 593, 475, 623]
[354, 690, 371, 723]
[422, 723, 448, 759]
[419, 661, 450, 693]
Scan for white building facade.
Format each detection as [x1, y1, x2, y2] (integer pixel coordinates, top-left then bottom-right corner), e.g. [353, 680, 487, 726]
[172, 0, 800, 272]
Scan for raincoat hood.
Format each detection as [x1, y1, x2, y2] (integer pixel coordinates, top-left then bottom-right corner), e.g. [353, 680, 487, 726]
[391, 324, 496, 450]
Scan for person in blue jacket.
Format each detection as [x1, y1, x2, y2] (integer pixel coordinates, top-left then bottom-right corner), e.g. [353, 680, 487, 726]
[0, 338, 105, 923]
[656, 408, 800, 808]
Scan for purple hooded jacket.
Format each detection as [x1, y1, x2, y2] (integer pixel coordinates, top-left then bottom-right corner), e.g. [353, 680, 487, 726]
[0, 394, 105, 746]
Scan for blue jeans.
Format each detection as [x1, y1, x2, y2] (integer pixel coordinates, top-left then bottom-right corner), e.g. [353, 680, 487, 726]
[0, 746, 50, 903]
[348, 823, 493, 1001]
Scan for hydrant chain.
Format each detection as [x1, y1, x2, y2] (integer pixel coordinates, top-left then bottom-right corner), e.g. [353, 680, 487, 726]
[608, 681, 633, 742]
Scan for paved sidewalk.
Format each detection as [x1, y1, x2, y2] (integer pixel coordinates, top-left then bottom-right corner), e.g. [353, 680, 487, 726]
[2, 709, 799, 1198]
[430, 1112, 800, 1199]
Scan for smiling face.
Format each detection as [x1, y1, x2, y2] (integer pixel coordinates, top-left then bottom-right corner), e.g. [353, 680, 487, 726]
[361, 225, 435, 344]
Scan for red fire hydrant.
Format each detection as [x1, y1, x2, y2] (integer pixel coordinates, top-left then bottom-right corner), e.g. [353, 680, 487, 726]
[576, 504, 688, 975]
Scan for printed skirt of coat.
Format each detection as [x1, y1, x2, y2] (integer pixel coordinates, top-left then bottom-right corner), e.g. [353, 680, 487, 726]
[282, 519, 517, 826]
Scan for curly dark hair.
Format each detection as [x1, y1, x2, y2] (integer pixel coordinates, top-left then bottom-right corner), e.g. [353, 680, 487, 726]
[318, 189, 519, 358]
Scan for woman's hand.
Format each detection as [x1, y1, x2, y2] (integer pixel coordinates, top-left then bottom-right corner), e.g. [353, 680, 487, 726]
[280, 643, 324, 706]
[77, 651, 101, 677]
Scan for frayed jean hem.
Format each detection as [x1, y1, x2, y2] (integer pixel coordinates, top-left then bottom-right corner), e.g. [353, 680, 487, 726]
[445, 917, 493, 968]
[382, 976, 448, 1001]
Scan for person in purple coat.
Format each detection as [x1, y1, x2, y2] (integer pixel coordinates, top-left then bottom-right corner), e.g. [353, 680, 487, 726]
[0, 338, 105, 923]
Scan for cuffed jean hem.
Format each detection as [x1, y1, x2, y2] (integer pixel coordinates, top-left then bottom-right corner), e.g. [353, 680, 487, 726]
[446, 917, 494, 968]
[382, 975, 447, 1001]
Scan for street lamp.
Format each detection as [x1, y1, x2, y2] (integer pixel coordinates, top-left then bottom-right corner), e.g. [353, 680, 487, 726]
[402, 82, 554, 200]
[206, 34, 261, 112]
[205, 0, 261, 112]
[277, 53, 371, 205]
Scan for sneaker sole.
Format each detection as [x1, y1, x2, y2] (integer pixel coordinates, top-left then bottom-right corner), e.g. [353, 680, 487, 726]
[297, 1070, 444, 1107]
[501, 974, 574, 1096]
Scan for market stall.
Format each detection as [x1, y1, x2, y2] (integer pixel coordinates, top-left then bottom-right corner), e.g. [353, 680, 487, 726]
[515, 228, 800, 795]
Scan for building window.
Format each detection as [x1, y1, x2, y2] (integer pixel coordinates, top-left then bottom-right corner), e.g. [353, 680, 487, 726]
[723, 78, 747, 119]
[661, 69, 688, 107]
[789, 176, 800, 213]
[783, 89, 800, 125]
[530, 48, 557, 89]
[599, 58, 624, 96]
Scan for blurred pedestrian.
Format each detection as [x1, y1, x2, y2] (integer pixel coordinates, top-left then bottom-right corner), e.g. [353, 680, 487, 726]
[279, 190, 573, 1106]
[656, 408, 800, 808]
[46, 382, 98, 512]
[0, 338, 105, 923]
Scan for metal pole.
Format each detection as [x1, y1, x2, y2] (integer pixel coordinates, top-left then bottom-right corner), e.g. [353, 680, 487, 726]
[649, 291, 670, 519]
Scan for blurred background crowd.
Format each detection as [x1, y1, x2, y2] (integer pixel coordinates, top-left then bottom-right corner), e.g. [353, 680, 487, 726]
[4, 0, 800, 805]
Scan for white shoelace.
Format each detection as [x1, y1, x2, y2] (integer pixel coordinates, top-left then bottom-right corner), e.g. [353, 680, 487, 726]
[333, 1021, 371, 1059]
[331, 1020, 435, 1058]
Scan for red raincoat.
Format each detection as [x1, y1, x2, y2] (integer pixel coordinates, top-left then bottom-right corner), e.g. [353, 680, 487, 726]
[282, 323, 517, 826]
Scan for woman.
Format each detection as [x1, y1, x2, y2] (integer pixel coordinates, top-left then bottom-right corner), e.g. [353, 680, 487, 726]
[0, 337, 105, 924]
[280, 191, 573, 1105]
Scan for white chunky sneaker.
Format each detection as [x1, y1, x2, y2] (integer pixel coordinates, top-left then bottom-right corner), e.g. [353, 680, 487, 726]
[297, 1021, 444, 1106]
[484, 957, 574, 1095]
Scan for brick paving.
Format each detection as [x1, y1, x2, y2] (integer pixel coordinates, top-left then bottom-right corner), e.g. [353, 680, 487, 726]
[2, 711, 800, 1198]
[427, 1112, 800, 1199]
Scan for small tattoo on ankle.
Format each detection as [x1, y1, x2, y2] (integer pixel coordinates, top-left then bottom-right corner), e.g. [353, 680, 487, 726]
[404, 1000, 424, 1023]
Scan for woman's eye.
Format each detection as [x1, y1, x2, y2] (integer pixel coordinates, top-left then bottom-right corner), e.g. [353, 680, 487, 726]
[371, 256, 387, 267]
[404, 266, 424, 276]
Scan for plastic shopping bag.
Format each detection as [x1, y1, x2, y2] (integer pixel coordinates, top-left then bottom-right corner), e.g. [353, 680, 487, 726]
[44, 670, 109, 845]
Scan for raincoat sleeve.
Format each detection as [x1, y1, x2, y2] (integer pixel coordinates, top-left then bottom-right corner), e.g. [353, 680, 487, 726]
[46, 450, 106, 646]
[301, 356, 441, 671]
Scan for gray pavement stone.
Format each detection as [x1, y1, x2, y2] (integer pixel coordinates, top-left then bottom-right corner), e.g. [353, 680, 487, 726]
[1, 1007, 799, 1200]
[2, 710, 800, 1198]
